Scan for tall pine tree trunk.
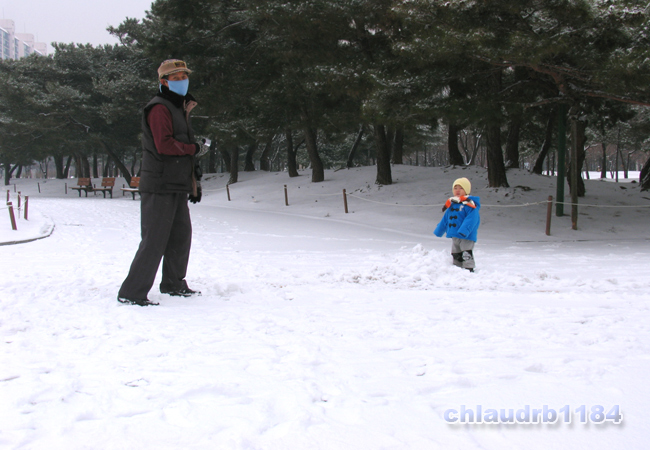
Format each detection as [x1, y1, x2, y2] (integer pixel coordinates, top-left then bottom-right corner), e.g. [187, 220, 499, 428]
[505, 116, 521, 169]
[259, 137, 273, 172]
[532, 109, 556, 174]
[373, 124, 392, 185]
[228, 147, 239, 185]
[286, 129, 300, 177]
[54, 155, 65, 179]
[98, 141, 132, 184]
[447, 122, 465, 166]
[347, 125, 365, 168]
[4, 163, 18, 185]
[392, 127, 404, 165]
[304, 127, 324, 182]
[244, 142, 257, 172]
[220, 145, 231, 173]
[485, 69, 509, 187]
[486, 124, 509, 187]
[600, 143, 608, 178]
[640, 157, 650, 191]
[208, 138, 217, 174]
[567, 115, 587, 197]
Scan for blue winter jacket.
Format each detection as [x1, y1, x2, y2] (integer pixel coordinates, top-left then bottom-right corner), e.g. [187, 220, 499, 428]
[433, 196, 481, 242]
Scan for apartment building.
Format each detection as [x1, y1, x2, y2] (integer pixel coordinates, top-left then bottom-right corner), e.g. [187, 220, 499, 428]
[0, 19, 47, 60]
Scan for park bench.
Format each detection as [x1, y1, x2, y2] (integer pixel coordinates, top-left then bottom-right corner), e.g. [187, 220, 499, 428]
[95, 177, 115, 198]
[121, 177, 141, 200]
[70, 178, 93, 197]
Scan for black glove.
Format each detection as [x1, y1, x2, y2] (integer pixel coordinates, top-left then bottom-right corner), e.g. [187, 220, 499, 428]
[189, 181, 202, 203]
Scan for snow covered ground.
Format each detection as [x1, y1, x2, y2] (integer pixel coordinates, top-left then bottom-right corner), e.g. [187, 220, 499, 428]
[1, 165, 649, 449]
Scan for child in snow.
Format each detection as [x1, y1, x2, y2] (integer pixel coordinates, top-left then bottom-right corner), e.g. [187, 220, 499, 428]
[433, 177, 481, 272]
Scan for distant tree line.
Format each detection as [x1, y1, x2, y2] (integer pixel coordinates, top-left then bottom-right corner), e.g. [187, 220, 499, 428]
[2, 0, 650, 192]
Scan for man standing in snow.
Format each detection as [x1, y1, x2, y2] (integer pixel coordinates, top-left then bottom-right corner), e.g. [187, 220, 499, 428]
[118, 59, 203, 306]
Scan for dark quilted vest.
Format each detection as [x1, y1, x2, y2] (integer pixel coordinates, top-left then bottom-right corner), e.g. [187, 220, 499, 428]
[139, 95, 194, 194]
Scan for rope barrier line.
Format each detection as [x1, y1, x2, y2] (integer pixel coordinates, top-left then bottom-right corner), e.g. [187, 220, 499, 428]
[302, 192, 342, 197]
[202, 186, 229, 193]
[208, 183, 650, 209]
[346, 193, 650, 209]
[554, 201, 650, 208]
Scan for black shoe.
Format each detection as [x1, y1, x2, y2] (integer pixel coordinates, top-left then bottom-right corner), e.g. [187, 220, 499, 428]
[117, 296, 159, 306]
[160, 287, 201, 297]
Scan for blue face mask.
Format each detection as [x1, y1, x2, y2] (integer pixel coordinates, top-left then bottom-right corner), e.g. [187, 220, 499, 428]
[163, 78, 189, 96]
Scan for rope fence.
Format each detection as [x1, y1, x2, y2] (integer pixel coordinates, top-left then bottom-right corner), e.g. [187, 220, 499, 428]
[5, 191, 29, 231]
[4, 179, 648, 235]
[211, 183, 650, 236]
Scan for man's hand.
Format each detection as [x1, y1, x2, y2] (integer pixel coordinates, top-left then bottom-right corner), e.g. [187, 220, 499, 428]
[194, 139, 210, 157]
[189, 181, 202, 203]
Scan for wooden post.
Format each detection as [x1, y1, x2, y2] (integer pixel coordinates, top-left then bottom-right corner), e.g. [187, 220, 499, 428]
[343, 189, 349, 214]
[13, 184, 16, 192]
[24, 196, 29, 220]
[284, 185, 289, 206]
[65, 182, 68, 194]
[545, 196, 553, 236]
[226, 184, 231, 201]
[17, 192, 21, 209]
[6, 190, 9, 203]
[38, 182, 41, 193]
[7, 202, 17, 230]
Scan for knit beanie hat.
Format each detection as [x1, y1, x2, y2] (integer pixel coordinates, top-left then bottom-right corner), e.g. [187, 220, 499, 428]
[453, 177, 471, 195]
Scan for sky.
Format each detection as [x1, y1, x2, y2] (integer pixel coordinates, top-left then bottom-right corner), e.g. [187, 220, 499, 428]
[0, 0, 154, 54]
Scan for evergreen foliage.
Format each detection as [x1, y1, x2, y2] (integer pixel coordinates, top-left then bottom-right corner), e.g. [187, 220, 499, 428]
[1, 0, 650, 190]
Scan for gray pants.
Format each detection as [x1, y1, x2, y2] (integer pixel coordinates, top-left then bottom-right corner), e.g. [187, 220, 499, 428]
[451, 237, 475, 269]
[118, 192, 192, 300]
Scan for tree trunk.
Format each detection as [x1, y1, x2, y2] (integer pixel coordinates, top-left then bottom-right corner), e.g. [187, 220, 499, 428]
[504, 116, 521, 169]
[304, 127, 324, 182]
[103, 155, 111, 177]
[99, 141, 132, 184]
[485, 124, 509, 187]
[82, 156, 91, 178]
[220, 146, 232, 173]
[392, 127, 404, 165]
[485, 68, 509, 187]
[53, 155, 65, 179]
[600, 143, 608, 178]
[3, 163, 19, 185]
[531, 109, 556, 174]
[347, 125, 365, 168]
[93, 152, 99, 178]
[618, 146, 628, 179]
[447, 122, 464, 166]
[566, 116, 587, 197]
[244, 141, 257, 172]
[260, 137, 273, 172]
[63, 156, 73, 178]
[228, 147, 239, 184]
[208, 138, 217, 173]
[373, 124, 393, 185]
[286, 129, 300, 177]
[640, 156, 650, 191]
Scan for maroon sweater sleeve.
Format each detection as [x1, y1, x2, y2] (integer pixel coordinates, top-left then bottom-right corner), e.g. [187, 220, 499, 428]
[147, 104, 196, 156]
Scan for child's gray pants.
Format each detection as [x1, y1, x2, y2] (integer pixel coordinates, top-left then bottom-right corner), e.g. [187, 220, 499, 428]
[451, 237, 475, 269]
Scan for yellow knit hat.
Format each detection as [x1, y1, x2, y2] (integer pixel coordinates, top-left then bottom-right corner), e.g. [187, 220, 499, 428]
[453, 177, 471, 195]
